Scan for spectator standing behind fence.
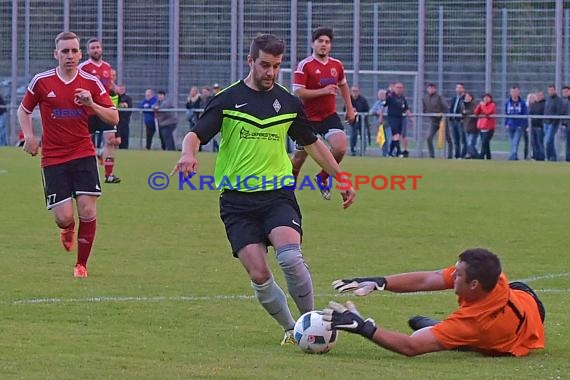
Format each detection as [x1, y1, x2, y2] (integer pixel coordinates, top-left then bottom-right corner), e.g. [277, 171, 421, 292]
[423, 83, 449, 159]
[474, 94, 496, 160]
[347, 85, 370, 156]
[380, 82, 413, 158]
[140, 89, 158, 150]
[371, 89, 392, 157]
[504, 85, 528, 161]
[528, 91, 545, 161]
[543, 84, 563, 162]
[461, 92, 479, 159]
[153, 90, 177, 151]
[185, 86, 201, 130]
[0, 94, 7, 146]
[116, 85, 132, 149]
[448, 83, 467, 159]
[562, 86, 570, 162]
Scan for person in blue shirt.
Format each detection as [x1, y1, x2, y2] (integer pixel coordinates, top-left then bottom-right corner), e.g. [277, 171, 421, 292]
[505, 85, 529, 161]
[139, 89, 158, 150]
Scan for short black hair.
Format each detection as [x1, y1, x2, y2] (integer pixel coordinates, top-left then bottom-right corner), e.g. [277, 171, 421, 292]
[562, 85, 570, 91]
[511, 85, 520, 90]
[86, 38, 100, 47]
[458, 248, 502, 292]
[427, 83, 436, 88]
[158, 90, 166, 95]
[312, 27, 333, 42]
[249, 33, 285, 61]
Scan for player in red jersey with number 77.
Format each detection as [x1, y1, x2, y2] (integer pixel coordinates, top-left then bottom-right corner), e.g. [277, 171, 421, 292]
[18, 31, 119, 278]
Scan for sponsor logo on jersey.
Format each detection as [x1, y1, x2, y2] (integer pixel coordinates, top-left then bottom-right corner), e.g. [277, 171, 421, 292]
[52, 108, 84, 119]
[239, 127, 280, 141]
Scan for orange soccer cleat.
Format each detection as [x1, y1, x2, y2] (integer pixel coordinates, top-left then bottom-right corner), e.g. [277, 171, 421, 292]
[73, 264, 88, 278]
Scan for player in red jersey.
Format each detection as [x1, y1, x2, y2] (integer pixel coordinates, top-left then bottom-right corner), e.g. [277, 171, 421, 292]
[291, 27, 356, 200]
[78, 38, 121, 183]
[18, 31, 119, 278]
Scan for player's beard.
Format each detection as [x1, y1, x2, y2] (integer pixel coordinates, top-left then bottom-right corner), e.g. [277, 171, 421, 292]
[254, 72, 274, 91]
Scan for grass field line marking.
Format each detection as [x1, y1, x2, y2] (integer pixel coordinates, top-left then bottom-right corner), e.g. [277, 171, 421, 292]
[3, 288, 568, 306]
[515, 272, 570, 283]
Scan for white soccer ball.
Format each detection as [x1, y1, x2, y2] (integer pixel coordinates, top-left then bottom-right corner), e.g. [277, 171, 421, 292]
[293, 310, 338, 354]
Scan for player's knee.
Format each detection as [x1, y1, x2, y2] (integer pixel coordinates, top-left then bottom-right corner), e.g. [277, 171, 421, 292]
[276, 244, 305, 271]
[332, 144, 347, 157]
[249, 267, 272, 285]
[55, 215, 74, 229]
[77, 204, 96, 220]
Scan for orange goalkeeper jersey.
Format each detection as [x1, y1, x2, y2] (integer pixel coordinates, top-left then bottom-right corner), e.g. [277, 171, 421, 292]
[431, 265, 545, 356]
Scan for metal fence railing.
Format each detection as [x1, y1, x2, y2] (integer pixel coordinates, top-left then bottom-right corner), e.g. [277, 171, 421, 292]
[3, 104, 569, 161]
[1, 1, 569, 148]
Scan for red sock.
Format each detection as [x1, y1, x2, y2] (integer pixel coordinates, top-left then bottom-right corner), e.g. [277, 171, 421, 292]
[292, 168, 300, 182]
[104, 157, 115, 177]
[318, 169, 329, 182]
[77, 216, 96, 267]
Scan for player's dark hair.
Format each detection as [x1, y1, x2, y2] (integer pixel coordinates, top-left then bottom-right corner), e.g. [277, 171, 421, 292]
[458, 248, 502, 292]
[55, 31, 79, 48]
[86, 38, 100, 48]
[312, 27, 333, 42]
[158, 90, 166, 95]
[249, 34, 285, 60]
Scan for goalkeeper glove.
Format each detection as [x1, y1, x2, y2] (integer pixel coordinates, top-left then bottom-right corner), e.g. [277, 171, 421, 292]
[331, 277, 387, 296]
[322, 301, 377, 340]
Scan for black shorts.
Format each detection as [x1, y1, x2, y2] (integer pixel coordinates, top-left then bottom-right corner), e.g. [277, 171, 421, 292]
[88, 115, 117, 134]
[41, 156, 102, 210]
[387, 116, 404, 136]
[296, 113, 345, 150]
[219, 188, 303, 257]
[509, 281, 546, 323]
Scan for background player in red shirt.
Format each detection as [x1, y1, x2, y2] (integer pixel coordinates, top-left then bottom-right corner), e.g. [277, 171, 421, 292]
[18, 31, 119, 278]
[291, 27, 356, 200]
[78, 38, 121, 183]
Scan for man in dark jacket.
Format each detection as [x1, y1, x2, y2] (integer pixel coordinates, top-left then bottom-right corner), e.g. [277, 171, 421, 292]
[448, 83, 466, 159]
[153, 90, 178, 151]
[347, 85, 370, 156]
[544, 85, 563, 161]
[562, 86, 570, 162]
[529, 91, 546, 161]
[116, 85, 133, 149]
[423, 83, 449, 158]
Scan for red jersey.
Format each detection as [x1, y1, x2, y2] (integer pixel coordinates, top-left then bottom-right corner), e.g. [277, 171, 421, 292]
[21, 68, 115, 168]
[293, 56, 347, 122]
[78, 59, 114, 93]
[431, 265, 545, 357]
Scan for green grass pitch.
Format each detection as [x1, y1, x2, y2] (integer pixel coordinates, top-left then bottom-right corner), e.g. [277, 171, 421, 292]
[0, 147, 569, 379]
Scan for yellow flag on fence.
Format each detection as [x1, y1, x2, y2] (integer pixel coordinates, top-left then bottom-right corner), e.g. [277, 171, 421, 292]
[376, 124, 386, 147]
[437, 117, 446, 149]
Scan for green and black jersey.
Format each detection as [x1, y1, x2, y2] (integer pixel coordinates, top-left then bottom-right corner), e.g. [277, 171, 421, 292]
[192, 80, 318, 192]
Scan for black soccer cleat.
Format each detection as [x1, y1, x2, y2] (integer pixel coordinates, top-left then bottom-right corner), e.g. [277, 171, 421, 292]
[408, 315, 440, 331]
[105, 174, 121, 184]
